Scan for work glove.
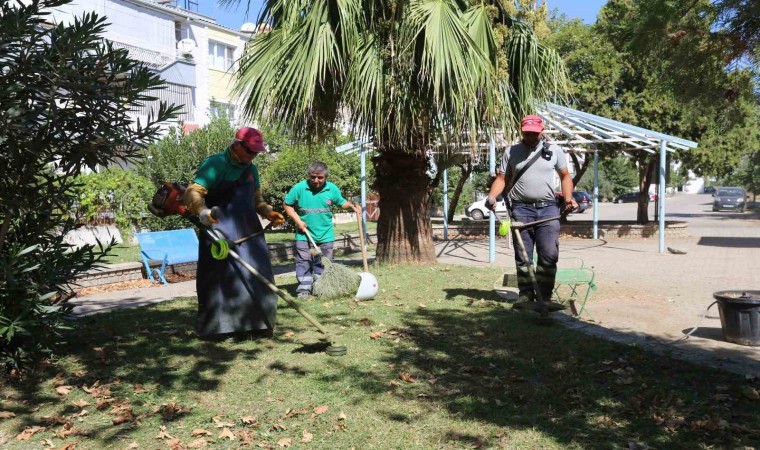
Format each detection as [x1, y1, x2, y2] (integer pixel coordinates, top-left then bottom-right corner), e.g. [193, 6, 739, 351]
[199, 208, 218, 226]
[267, 211, 285, 227]
[484, 195, 497, 211]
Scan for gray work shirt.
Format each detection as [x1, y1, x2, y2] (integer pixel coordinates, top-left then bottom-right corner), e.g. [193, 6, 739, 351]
[498, 140, 568, 203]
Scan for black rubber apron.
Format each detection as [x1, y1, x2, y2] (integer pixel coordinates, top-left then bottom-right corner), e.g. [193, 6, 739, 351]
[195, 171, 277, 337]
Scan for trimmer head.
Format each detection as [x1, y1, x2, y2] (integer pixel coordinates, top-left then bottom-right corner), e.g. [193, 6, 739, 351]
[326, 345, 347, 356]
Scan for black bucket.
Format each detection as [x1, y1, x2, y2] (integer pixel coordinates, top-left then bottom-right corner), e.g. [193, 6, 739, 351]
[712, 290, 760, 346]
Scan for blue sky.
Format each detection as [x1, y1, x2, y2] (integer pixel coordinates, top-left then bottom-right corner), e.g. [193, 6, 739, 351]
[199, 0, 608, 32]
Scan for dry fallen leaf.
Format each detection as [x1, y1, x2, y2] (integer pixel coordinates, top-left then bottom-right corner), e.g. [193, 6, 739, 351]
[56, 386, 74, 396]
[219, 428, 236, 440]
[283, 331, 295, 338]
[301, 430, 313, 443]
[398, 372, 416, 383]
[740, 386, 759, 401]
[338, 411, 347, 421]
[0, 411, 16, 419]
[191, 429, 212, 437]
[213, 416, 235, 428]
[369, 331, 385, 340]
[59, 443, 77, 450]
[313, 405, 328, 415]
[187, 438, 208, 449]
[238, 429, 255, 445]
[72, 400, 89, 409]
[241, 416, 258, 425]
[156, 425, 174, 440]
[128, 443, 138, 449]
[277, 437, 292, 448]
[159, 402, 191, 421]
[418, 303, 426, 309]
[15, 426, 45, 441]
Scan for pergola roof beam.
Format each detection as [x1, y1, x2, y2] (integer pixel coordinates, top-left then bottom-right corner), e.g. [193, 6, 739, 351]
[548, 103, 698, 149]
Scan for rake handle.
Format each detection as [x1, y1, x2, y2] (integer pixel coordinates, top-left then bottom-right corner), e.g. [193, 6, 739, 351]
[356, 210, 369, 272]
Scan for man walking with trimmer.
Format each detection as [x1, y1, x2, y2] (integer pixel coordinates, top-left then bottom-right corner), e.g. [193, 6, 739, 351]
[486, 115, 577, 310]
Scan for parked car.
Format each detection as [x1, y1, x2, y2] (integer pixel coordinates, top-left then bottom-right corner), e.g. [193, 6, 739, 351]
[466, 196, 508, 220]
[614, 192, 657, 203]
[555, 191, 592, 213]
[703, 186, 716, 194]
[712, 187, 747, 212]
[573, 191, 592, 213]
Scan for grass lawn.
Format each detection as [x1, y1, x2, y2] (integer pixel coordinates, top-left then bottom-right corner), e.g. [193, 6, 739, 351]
[1, 265, 758, 449]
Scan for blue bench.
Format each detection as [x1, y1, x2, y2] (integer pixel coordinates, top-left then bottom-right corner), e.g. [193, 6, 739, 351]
[135, 229, 199, 284]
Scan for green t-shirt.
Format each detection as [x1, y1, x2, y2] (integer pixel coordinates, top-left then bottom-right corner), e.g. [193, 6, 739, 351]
[192, 149, 261, 191]
[284, 180, 347, 243]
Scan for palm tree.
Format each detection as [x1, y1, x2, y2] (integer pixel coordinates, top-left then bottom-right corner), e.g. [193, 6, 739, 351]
[232, 0, 566, 264]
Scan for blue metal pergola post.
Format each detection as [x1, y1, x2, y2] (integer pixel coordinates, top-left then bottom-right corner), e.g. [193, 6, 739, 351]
[442, 168, 449, 241]
[488, 136, 496, 264]
[658, 140, 667, 253]
[593, 148, 599, 239]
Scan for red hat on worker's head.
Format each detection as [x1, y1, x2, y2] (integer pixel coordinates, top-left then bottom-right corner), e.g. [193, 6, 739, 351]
[521, 115, 544, 133]
[235, 127, 267, 153]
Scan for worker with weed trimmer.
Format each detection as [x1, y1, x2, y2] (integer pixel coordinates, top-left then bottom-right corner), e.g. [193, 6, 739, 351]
[486, 115, 577, 310]
[183, 127, 285, 338]
[283, 162, 361, 300]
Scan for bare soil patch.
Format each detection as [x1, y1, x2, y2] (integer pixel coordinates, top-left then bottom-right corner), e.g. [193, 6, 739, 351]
[76, 273, 195, 297]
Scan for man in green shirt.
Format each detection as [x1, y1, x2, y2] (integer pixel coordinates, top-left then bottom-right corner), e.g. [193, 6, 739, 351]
[283, 161, 360, 299]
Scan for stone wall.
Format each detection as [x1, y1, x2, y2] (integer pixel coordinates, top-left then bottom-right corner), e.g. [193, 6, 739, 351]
[73, 233, 375, 288]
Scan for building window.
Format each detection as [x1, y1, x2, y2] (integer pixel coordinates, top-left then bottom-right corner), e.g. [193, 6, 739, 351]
[208, 41, 234, 71]
[210, 100, 236, 121]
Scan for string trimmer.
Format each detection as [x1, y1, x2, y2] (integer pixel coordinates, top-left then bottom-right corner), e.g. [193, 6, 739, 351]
[147, 184, 347, 356]
[493, 211, 567, 323]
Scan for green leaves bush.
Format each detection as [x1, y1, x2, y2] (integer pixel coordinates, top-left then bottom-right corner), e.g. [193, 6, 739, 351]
[74, 168, 155, 236]
[0, 0, 177, 372]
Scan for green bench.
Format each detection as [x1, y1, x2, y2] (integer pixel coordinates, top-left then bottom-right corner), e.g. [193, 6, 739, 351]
[550, 257, 596, 317]
[496, 256, 596, 317]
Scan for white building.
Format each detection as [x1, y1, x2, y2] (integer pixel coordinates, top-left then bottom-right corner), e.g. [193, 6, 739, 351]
[47, 0, 252, 133]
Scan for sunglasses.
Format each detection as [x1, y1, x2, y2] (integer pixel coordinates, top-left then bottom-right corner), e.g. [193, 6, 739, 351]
[237, 141, 258, 156]
[309, 175, 326, 180]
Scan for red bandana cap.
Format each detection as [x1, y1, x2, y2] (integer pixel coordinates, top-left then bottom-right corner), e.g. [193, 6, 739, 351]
[235, 127, 267, 153]
[521, 115, 544, 133]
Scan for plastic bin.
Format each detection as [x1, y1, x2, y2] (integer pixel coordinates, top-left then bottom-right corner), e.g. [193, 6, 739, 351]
[713, 290, 760, 346]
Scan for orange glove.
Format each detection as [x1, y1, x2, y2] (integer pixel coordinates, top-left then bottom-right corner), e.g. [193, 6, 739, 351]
[267, 211, 285, 227]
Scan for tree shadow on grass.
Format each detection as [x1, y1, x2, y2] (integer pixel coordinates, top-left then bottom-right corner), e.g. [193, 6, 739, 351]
[318, 305, 758, 448]
[5, 298, 271, 446]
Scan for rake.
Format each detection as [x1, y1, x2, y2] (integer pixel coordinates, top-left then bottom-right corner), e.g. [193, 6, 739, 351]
[304, 229, 361, 300]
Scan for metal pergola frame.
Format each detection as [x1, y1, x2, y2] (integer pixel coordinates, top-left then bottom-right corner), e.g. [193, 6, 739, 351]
[336, 102, 699, 257]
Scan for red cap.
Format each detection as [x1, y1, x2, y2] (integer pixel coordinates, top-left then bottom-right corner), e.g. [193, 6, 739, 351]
[235, 127, 267, 153]
[521, 115, 544, 133]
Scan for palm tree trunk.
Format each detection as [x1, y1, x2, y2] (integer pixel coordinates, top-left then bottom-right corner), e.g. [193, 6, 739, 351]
[373, 150, 437, 264]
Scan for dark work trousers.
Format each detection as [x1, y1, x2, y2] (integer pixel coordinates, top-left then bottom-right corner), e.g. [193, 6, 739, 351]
[511, 203, 560, 302]
[295, 240, 334, 294]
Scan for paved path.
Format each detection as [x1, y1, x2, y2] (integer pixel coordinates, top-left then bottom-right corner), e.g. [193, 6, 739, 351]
[71, 193, 759, 376]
